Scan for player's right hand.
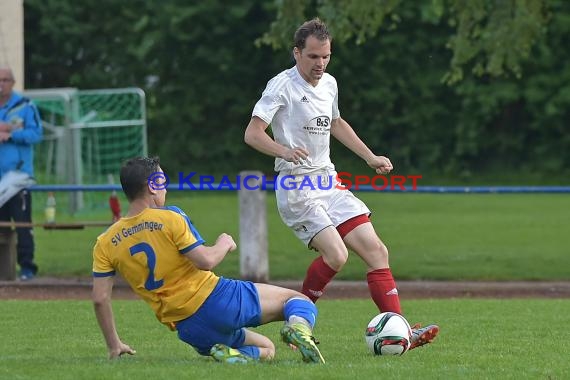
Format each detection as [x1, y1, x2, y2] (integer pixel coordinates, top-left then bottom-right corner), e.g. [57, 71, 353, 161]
[282, 147, 310, 165]
[109, 342, 136, 359]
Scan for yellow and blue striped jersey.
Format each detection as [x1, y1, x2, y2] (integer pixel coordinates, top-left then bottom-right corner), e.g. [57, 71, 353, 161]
[92, 206, 219, 324]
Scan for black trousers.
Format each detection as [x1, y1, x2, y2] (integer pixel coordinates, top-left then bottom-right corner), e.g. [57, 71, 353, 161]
[0, 190, 37, 274]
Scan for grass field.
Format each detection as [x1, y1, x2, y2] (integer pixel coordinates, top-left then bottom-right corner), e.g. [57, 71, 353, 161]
[30, 191, 570, 281]
[1, 298, 568, 379]
[4, 191, 569, 379]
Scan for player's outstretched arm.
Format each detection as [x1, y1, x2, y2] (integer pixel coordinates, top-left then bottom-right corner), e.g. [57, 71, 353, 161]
[92, 276, 136, 359]
[331, 117, 393, 175]
[184, 233, 237, 270]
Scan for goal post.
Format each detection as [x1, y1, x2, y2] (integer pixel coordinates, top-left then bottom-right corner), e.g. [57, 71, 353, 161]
[24, 87, 147, 213]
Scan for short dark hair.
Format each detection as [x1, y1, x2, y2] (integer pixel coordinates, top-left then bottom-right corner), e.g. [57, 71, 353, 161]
[294, 18, 331, 50]
[120, 156, 160, 201]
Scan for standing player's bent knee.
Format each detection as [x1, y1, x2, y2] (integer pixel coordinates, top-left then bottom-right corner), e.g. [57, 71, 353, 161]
[365, 235, 389, 258]
[378, 241, 389, 259]
[323, 253, 347, 272]
[320, 246, 349, 271]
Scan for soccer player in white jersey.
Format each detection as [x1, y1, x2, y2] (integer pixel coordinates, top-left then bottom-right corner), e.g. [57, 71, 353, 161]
[245, 18, 439, 350]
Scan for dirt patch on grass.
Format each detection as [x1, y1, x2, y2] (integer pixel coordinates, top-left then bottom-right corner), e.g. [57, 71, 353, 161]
[1, 277, 569, 300]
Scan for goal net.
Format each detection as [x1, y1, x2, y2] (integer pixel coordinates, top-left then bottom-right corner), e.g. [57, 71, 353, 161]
[24, 87, 147, 212]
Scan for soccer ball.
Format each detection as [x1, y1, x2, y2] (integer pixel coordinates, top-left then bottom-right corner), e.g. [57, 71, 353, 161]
[364, 312, 412, 356]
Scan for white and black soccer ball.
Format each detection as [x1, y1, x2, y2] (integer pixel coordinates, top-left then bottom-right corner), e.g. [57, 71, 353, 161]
[364, 312, 412, 356]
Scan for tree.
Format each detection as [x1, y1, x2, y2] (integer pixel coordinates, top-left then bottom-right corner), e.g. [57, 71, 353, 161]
[256, 0, 550, 84]
[23, 0, 568, 180]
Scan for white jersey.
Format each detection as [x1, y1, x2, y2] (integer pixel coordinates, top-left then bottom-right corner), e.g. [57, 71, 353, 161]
[252, 66, 340, 175]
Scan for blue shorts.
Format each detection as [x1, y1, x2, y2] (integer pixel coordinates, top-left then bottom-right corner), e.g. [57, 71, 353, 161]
[175, 277, 262, 356]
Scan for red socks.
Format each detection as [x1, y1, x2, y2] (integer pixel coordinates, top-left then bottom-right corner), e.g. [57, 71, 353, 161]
[367, 268, 402, 314]
[301, 256, 337, 302]
[301, 257, 402, 314]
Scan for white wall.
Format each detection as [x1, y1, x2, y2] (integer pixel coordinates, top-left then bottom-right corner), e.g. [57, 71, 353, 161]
[0, 0, 24, 91]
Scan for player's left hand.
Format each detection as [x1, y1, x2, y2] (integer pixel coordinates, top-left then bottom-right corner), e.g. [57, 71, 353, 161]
[109, 342, 136, 359]
[367, 156, 393, 175]
[0, 131, 11, 142]
[216, 233, 237, 252]
[0, 122, 12, 132]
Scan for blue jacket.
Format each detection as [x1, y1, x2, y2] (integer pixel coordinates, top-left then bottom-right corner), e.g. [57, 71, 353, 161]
[0, 91, 43, 178]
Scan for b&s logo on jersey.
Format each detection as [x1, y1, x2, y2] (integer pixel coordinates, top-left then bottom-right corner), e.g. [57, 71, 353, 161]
[303, 115, 330, 136]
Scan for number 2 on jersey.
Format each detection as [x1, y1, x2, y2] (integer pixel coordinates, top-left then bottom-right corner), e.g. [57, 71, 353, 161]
[129, 242, 164, 290]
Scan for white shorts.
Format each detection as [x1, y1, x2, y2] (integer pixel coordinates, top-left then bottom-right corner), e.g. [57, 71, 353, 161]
[275, 172, 370, 247]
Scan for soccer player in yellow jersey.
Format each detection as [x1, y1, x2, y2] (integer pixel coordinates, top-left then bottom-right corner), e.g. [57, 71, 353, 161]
[92, 156, 325, 364]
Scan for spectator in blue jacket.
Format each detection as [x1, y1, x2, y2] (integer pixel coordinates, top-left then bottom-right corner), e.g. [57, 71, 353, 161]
[0, 67, 43, 281]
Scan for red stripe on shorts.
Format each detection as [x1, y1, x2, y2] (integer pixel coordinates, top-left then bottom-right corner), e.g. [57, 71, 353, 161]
[336, 214, 370, 239]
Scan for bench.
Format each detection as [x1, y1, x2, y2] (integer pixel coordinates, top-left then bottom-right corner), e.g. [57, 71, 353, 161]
[0, 221, 111, 281]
